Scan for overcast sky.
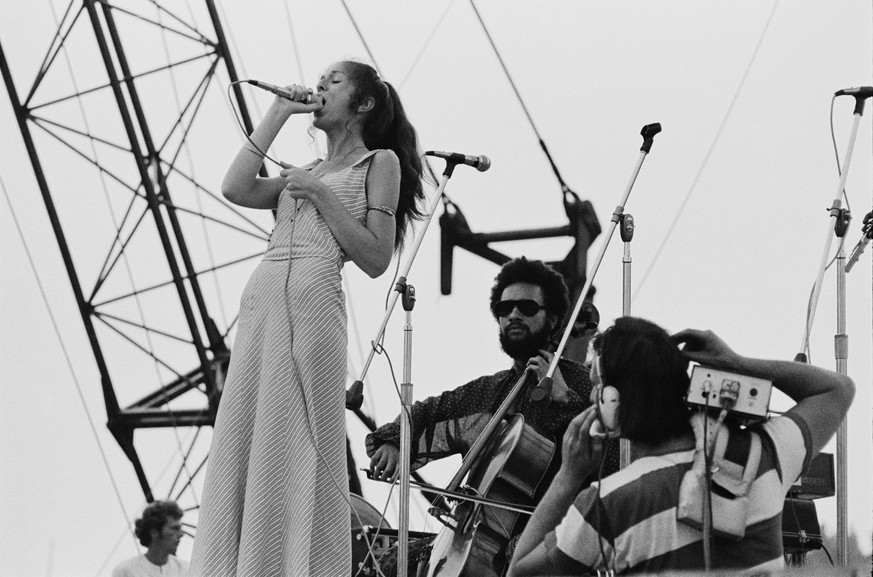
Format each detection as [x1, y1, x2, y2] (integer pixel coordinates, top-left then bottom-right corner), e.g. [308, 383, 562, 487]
[1, 1, 871, 576]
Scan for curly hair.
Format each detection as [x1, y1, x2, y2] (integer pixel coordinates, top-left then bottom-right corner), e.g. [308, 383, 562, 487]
[133, 500, 183, 547]
[489, 257, 570, 321]
[591, 317, 692, 445]
[340, 60, 425, 251]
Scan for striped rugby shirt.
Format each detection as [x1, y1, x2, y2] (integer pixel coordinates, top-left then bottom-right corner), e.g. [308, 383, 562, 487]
[547, 413, 812, 574]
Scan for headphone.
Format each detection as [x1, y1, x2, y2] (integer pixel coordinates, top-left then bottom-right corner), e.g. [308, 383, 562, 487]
[589, 355, 621, 437]
[597, 384, 621, 432]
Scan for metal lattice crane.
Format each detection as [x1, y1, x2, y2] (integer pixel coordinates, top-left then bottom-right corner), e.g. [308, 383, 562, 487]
[0, 0, 266, 504]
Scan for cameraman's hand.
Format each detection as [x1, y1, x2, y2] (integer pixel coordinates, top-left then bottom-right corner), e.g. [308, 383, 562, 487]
[554, 406, 603, 492]
[672, 328, 741, 369]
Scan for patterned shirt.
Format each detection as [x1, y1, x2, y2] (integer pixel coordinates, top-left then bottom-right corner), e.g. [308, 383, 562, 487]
[366, 358, 620, 496]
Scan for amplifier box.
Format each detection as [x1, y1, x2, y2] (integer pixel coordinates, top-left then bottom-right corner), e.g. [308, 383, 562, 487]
[687, 366, 772, 421]
[790, 452, 835, 500]
[782, 498, 822, 552]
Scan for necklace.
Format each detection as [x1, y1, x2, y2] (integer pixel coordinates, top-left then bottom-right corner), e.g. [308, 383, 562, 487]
[311, 145, 368, 176]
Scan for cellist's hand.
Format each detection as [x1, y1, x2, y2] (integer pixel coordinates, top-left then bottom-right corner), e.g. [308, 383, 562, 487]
[369, 442, 400, 483]
[555, 406, 603, 493]
[526, 350, 570, 405]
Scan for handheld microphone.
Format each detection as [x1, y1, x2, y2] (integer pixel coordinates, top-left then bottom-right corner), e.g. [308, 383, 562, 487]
[246, 80, 323, 105]
[834, 86, 873, 98]
[424, 150, 491, 172]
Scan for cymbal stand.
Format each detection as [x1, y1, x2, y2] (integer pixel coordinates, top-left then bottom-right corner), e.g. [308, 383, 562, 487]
[539, 123, 662, 393]
[795, 92, 869, 565]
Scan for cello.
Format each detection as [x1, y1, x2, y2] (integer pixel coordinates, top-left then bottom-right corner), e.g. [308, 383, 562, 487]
[419, 316, 593, 577]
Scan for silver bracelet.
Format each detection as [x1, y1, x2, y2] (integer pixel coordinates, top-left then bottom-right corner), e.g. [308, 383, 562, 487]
[367, 205, 396, 217]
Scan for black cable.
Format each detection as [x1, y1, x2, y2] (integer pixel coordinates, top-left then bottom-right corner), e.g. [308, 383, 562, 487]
[225, 81, 284, 168]
[338, 0, 382, 77]
[593, 435, 615, 574]
[634, 1, 780, 300]
[467, 0, 575, 199]
[820, 542, 835, 565]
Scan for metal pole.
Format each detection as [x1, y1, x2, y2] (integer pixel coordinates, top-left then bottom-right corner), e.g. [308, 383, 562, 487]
[397, 284, 416, 577]
[835, 234, 849, 564]
[346, 164, 458, 410]
[796, 109, 863, 360]
[619, 213, 635, 470]
[543, 124, 661, 383]
[794, 95, 868, 564]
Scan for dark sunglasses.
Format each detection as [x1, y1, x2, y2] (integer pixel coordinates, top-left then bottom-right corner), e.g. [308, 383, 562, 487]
[494, 299, 546, 317]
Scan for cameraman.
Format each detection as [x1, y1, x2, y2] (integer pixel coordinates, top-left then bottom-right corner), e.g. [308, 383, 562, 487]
[508, 316, 854, 576]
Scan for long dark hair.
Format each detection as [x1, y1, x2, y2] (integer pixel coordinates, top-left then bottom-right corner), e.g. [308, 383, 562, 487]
[592, 317, 692, 445]
[342, 60, 425, 251]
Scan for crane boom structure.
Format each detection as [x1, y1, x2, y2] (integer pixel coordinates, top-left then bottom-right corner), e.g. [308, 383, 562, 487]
[1, 0, 265, 502]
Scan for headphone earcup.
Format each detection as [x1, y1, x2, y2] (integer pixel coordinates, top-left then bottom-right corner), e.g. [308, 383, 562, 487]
[598, 385, 621, 431]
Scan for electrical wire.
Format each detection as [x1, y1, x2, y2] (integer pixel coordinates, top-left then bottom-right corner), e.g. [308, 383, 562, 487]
[279, 0, 307, 86]
[157, 0, 231, 332]
[151, 0, 213, 502]
[339, 0, 382, 77]
[42, 0, 209, 541]
[396, 0, 456, 92]
[0, 172, 138, 552]
[635, 0, 781, 300]
[593, 435, 616, 575]
[794, 92, 861, 363]
[467, 0, 576, 198]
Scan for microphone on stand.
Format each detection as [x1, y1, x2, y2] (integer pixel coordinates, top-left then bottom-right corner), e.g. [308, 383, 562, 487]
[834, 86, 873, 98]
[424, 150, 491, 172]
[246, 80, 324, 105]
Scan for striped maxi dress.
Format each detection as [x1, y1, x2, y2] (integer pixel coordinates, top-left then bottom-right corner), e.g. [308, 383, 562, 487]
[190, 151, 379, 576]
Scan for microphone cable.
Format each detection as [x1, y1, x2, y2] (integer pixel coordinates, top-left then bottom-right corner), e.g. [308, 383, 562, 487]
[796, 93, 857, 363]
[226, 81, 289, 169]
[593, 431, 617, 575]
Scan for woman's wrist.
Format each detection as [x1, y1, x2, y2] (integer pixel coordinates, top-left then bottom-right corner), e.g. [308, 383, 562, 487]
[264, 100, 295, 121]
[307, 180, 332, 204]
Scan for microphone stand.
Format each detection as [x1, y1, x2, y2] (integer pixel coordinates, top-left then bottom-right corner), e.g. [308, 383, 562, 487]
[794, 94, 869, 566]
[346, 161, 464, 411]
[345, 159, 469, 577]
[619, 213, 635, 470]
[538, 123, 661, 396]
[795, 95, 866, 361]
[398, 282, 416, 577]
